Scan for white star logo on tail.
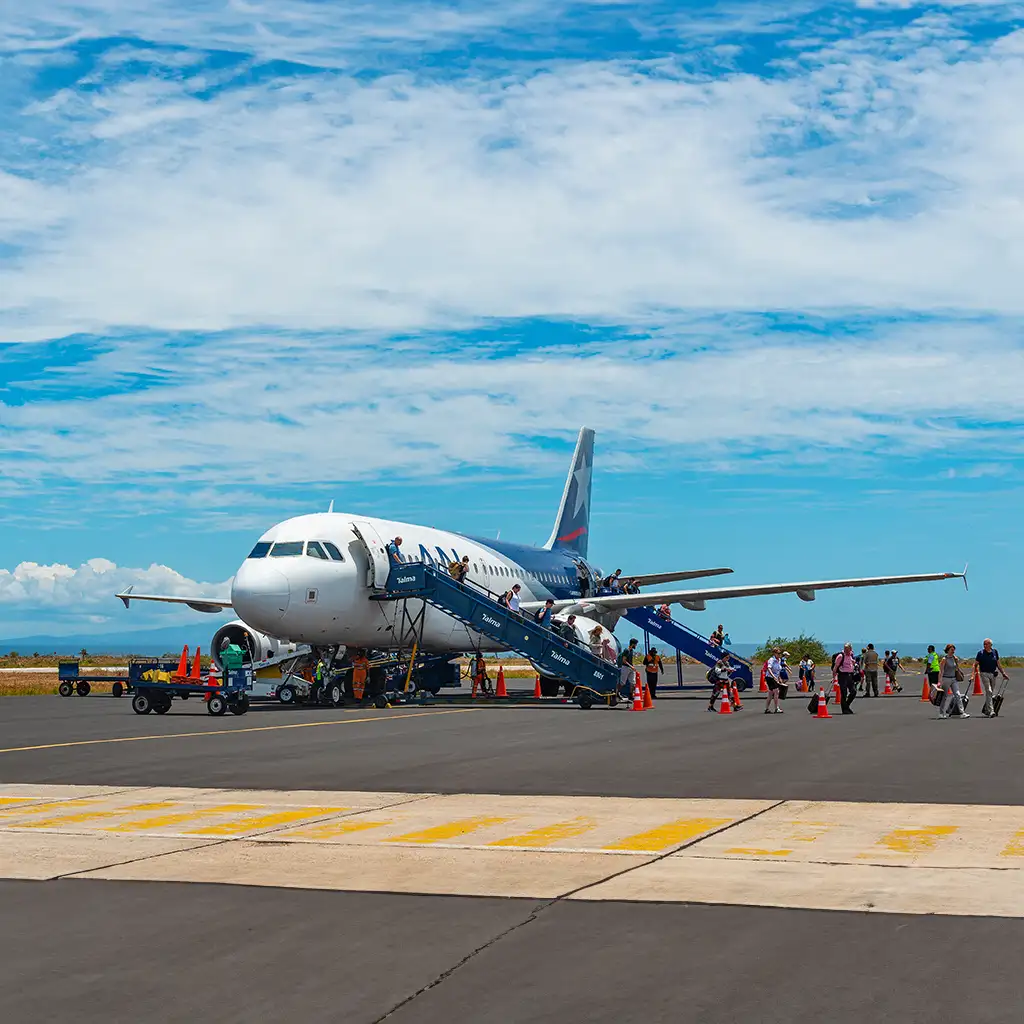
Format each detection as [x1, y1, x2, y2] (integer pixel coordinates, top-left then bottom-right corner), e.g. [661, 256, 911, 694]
[572, 456, 591, 517]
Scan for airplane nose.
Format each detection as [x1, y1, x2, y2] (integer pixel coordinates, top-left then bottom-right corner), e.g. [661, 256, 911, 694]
[231, 560, 291, 627]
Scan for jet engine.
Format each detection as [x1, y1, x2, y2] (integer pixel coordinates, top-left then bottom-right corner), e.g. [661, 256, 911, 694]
[210, 620, 310, 670]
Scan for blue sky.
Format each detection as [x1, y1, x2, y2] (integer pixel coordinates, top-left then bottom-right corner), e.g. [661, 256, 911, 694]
[2, 0, 1023, 643]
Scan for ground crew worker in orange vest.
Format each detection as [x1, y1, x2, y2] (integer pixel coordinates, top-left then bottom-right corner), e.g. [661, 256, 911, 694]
[351, 649, 370, 701]
[471, 652, 489, 697]
[643, 647, 664, 699]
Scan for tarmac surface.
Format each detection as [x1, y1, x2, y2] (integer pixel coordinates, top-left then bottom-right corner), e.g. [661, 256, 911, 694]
[2, 681, 1023, 1022]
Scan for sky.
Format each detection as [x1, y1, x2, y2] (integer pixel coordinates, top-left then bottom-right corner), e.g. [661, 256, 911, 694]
[1, 0, 1023, 644]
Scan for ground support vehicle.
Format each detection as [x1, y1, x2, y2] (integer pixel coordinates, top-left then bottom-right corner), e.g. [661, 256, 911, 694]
[128, 666, 253, 716]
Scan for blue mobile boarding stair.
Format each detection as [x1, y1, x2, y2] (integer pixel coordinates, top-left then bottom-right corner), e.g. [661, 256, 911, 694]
[375, 561, 621, 707]
[622, 607, 753, 689]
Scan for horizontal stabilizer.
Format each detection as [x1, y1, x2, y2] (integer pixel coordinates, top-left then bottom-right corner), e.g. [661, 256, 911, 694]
[116, 587, 232, 614]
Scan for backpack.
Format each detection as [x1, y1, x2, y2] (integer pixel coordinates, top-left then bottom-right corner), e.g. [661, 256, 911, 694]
[706, 667, 716, 684]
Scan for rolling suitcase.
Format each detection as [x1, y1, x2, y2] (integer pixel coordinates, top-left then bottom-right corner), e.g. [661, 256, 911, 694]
[992, 677, 1010, 717]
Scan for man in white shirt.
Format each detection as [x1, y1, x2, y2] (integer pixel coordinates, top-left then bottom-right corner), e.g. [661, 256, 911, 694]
[765, 648, 784, 714]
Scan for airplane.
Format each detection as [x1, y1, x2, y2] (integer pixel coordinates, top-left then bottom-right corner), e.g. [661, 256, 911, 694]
[117, 427, 964, 688]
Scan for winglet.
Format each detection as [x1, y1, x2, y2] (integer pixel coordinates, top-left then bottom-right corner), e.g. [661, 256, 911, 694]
[328, 499, 335, 513]
[117, 585, 134, 609]
[962, 562, 969, 592]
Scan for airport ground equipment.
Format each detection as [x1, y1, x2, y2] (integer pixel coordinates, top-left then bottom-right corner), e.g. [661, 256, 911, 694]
[56, 657, 184, 698]
[377, 562, 619, 707]
[128, 665, 253, 716]
[622, 607, 754, 690]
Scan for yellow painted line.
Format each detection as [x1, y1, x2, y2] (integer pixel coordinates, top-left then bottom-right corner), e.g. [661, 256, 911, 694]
[1001, 829, 1024, 858]
[489, 817, 597, 848]
[284, 819, 391, 840]
[184, 807, 345, 837]
[0, 708, 481, 755]
[19, 802, 176, 829]
[104, 804, 262, 833]
[873, 826, 958, 855]
[0, 798, 34, 806]
[603, 817, 732, 853]
[725, 848, 793, 858]
[0, 799, 99, 819]
[385, 815, 513, 845]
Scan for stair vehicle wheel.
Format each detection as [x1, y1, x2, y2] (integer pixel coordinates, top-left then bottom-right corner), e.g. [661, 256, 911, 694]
[577, 691, 595, 710]
[58, 681, 74, 698]
[329, 683, 344, 708]
[277, 684, 296, 706]
[208, 694, 228, 716]
[111, 682, 124, 698]
[229, 694, 250, 715]
[374, 695, 389, 709]
[132, 692, 152, 715]
[153, 694, 172, 715]
[76, 681, 91, 697]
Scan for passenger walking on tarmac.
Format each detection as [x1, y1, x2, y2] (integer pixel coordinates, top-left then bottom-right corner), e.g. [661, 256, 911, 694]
[765, 647, 784, 714]
[831, 642, 858, 715]
[925, 645, 941, 692]
[883, 649, 902, 692]
[643, 647, 664, 699]
[386, 536, 404, 564]
[779, 651, 791, 699]
[973, 639, 1009, 717]
[707, 656, 733, 711]
[939, 644, 968, 718]
[805, 659, 816, 690]
[863, 644, 880, 697]
[534, 598, 555, 628]
[448, 555, 470, 583]
[618, 638, 639, 697]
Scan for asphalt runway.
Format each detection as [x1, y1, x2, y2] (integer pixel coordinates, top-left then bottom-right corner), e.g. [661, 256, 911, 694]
[3, 679, 1024, 1023]
[3, 879, 1024, 1023]
[1, 682, 1023, 804]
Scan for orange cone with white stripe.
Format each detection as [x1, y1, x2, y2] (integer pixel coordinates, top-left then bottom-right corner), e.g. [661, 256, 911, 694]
[642, 680, 654, 709]
[883, 676, 893, 695]
[920, 676, 931, 702]
[731, 684, 743, 710]
[815, 687, 832, 719]
[718, 688, 733, 714]
[631, 672, 644, 711]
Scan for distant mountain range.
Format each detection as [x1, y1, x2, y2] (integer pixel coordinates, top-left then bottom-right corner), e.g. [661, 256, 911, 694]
[0, 624, 229, 656]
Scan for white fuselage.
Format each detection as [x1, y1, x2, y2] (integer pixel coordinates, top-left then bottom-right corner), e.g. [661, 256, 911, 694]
[230, 512, 596, 653]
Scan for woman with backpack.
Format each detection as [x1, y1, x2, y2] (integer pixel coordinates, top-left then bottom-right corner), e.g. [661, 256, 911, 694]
[939, 644, 969, 719]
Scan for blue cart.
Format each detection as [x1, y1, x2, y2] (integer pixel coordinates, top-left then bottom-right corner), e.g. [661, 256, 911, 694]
[128, 664, 253, 716]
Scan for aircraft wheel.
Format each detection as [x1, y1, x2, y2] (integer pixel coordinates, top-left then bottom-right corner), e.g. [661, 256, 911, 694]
[76, 681, 91, 697]
[132, 692, 152, 715]
[208, 694, 228, 716]
[111, 682, 124, 698]
[277, 684, 296, 706]
[328, 683, 344, 708]
[58, 681, 74, 698]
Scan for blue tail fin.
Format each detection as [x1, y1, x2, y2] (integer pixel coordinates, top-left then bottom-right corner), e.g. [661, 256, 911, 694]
[544, 427, 594, 558]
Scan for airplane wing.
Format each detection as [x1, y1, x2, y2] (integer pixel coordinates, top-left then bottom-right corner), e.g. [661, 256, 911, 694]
[525, 571, 965, 614]
[116, 586, 232, 614]
[618, 568, 733, 588]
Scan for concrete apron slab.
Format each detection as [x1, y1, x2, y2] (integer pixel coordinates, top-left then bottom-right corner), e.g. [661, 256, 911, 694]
[3, 785, 1024, 915]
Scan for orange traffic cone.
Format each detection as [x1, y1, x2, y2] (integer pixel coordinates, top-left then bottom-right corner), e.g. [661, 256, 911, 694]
[642, 681, 654, 709]
[833, 680, 841, 703]
[189, 647, 202, 680]
[631, 672, 644, 711]
[495, 666, 507, 698]
[920, 676, 932, 702]
[718, 689, 733, 715]
[731, 684, 743, 709]
[815, 688, 832, 719]
[533, 675, 542, 699]
[174, 645, 189, 679]
[883, 676, 893, 695]
[759, 663, 768, 692]
[973, 667, 984, 696]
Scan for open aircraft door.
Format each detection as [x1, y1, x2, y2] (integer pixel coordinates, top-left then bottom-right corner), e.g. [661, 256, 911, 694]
[351, 520, 393, 590]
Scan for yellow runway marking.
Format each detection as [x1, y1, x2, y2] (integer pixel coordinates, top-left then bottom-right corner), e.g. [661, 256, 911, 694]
[284, 819, 391, 840]
[20, 802, 176, 829]
[725, 848, 793, 858]
[603, 817, 732, 853]
[1001, 829, 1024, 857]
[184, 807, 345, 836]
[386, 815, 513, 844]
[873, 826, 958, 856]
[105, 804, 262, 832]
[490, 817, 597, 848]
[0, 799, 99, 819]
[0, 798, 34, 807]
[0, 708, 481, 755]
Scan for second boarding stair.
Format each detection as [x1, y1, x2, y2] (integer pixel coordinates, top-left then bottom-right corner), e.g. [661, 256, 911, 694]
[622, 606, 753, 689]
[376, 562, 619, 697]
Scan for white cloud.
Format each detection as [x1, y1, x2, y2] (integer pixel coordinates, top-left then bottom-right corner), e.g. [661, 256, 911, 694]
[1, 8, 1023, 340]
[0, 558, 230, 607]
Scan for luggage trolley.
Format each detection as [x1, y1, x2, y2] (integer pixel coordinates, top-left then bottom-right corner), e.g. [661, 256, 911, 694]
[127, 663, 253, 717]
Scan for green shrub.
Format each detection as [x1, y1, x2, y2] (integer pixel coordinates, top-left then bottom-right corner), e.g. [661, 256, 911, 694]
[753, 635, 831, 664]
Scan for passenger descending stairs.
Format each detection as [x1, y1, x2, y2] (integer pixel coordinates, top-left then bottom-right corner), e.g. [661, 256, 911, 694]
[377, 562, 619, 697]
[622, 607, 754, 689]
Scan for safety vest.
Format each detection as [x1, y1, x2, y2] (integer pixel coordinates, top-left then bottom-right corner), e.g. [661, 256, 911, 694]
[928, 652, 940, 672]
[351, 657, 368, 684]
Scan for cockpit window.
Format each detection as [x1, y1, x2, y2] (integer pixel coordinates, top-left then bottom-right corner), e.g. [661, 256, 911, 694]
[248, 542, 272, 559]
[306, 541, 328, 560]
[269, 541, 304, 557]
[322, 541, 345, 562]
